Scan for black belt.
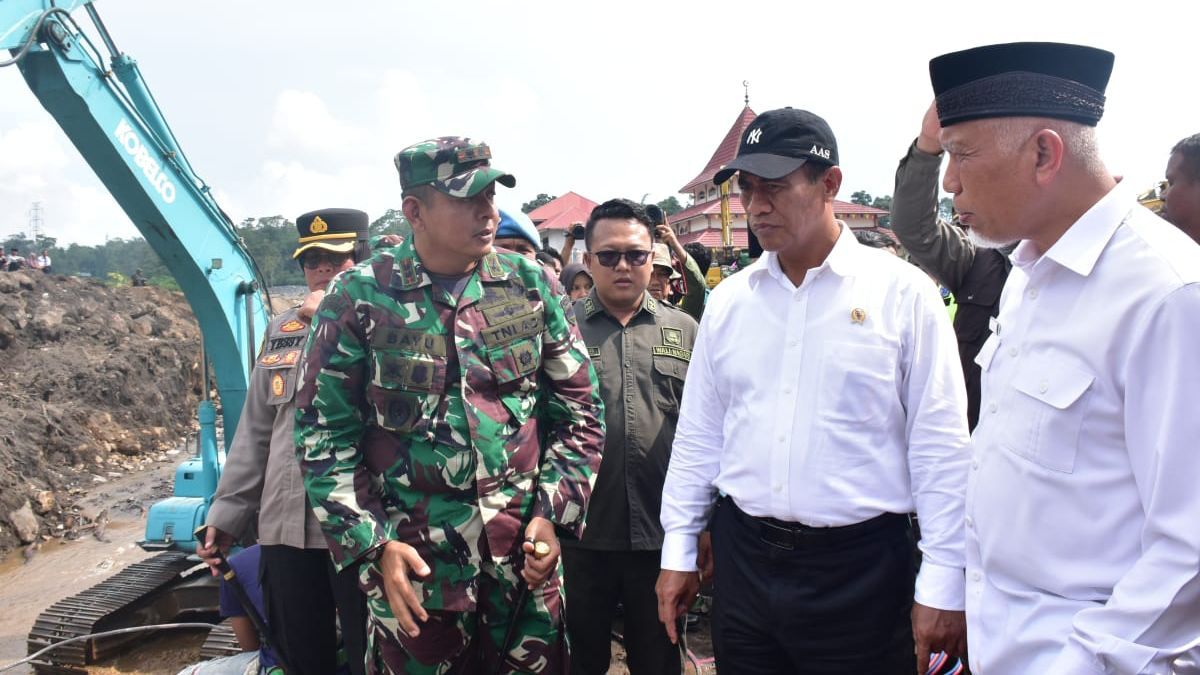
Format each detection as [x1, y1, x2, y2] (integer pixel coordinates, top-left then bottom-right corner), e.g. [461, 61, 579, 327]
[721, 496, 909, 551]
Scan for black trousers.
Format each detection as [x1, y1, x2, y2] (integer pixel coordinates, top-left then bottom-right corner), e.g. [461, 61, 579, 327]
[562, 547, 680, 675]
[710, 498, 916, 675]
[259, 545, 368, 675]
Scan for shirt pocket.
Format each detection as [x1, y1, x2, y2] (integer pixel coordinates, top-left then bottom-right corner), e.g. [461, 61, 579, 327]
[264, 364, 297, 406]
[486, 337, 542, 426]
[369, 350, 447, 435]
[820, 341, 899, 425]
[652, 355, 687, 413]
[1000, 358, 1093, 473]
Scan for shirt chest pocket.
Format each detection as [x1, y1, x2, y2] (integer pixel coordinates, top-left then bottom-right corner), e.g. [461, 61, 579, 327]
[1000, 358, 1094, 473]
[264, 365, 297, 406]
[486, 337, 542, 426]
[820, 341, 899, 424]
[371, 350, 448, 435]
[652, 356, 687, 413]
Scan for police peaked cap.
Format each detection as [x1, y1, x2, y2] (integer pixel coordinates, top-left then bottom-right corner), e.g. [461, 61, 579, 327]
[293, 208, 369, 259]
[930, 42, 1115, 127]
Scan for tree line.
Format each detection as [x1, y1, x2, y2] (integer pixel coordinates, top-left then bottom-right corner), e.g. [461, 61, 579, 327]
[1, 210, 410, 289]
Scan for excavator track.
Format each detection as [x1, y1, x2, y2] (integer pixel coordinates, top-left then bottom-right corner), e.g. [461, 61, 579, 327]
[26, 550, 219, 673]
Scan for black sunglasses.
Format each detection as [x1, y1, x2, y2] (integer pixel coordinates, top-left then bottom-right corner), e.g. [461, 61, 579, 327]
[300, 250, 353, 269]
[592, 249, 651, 268]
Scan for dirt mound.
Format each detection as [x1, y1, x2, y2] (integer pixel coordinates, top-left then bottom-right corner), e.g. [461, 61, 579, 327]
[0, 271, 203, 556]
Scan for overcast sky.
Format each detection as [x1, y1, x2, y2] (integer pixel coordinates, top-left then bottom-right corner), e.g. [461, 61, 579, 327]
[1, 0, 1195, 246]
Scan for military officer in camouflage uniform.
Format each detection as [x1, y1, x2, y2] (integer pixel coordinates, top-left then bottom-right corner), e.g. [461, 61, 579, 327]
[295, 137, 605, 675]
[563, 199, 698, 675]
[199, 208, 372, 675]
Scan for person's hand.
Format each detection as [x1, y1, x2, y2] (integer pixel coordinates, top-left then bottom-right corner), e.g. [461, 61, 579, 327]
[520, 516, 560, 589]
[912, 603, 967, 674]
[565, 222, 583, 242]
[656, 223, 679, 248]
[380, 540, 432, 637]
[297, 289, 326, 322]
[696, 531, 714, 582]
[656, 569, 700, 644]
[378, 234, 404, 247]
[917, 101, 943, 155]
[196, 526, 234, 577]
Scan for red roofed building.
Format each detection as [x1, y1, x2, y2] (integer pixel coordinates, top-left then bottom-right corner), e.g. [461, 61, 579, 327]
[528, 191, 599, 259]
[672, 106, 890, 252]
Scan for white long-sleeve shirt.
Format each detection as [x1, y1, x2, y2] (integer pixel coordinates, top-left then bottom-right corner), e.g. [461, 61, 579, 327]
[967, 183, 1200, 674]
[660, 224, 971, 611]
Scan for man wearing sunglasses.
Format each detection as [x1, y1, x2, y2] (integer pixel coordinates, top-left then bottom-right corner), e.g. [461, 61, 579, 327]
[656, 108, 970, 674]
[562, 199, 697, 674]
[295, 137, 604, 674]
[200, 208, 372, 675]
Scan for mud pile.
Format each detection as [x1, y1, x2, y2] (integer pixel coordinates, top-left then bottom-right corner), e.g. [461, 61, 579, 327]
[0, 271, 204, 555]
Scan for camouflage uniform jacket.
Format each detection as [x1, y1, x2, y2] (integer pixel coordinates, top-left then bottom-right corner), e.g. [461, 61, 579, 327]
[295, 237, 604, 611]
[207, 307, 326, 548]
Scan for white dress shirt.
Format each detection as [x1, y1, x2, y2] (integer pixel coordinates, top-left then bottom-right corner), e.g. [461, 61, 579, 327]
[660, 224, 971, 611]
[967, 183, 1200, 674]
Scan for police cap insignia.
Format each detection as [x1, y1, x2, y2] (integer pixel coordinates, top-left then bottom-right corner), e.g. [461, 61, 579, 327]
[309, 215, 329, 234]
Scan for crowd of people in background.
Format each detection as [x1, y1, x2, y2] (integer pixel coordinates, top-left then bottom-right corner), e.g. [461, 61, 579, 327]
[0, 246, 51, 273]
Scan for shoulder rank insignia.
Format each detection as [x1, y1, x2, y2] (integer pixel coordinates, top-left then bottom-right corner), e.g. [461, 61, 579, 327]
[280, 319, 305, 333]
[661, 326, 683, 347]
[271, 373, 286, 397]
[583, 296, 597, 317]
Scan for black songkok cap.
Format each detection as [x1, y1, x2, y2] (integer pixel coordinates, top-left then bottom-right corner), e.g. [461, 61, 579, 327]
[930, 42, 1114, 127]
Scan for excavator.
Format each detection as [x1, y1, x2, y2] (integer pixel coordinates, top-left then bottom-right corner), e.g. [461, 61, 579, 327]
[2, 1, 272, 670]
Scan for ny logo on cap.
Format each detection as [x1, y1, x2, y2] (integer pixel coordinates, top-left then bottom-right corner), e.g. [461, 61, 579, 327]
[746, 128, 763, 144]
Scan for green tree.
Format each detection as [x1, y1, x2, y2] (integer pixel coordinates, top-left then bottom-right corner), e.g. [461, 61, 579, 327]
[850, 190, 873, 206]
[521, 193, 556, 213]
[656, 196, 684, 216]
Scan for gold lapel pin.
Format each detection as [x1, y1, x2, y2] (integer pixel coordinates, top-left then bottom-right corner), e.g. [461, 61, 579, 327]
[850, 308, 866, 324]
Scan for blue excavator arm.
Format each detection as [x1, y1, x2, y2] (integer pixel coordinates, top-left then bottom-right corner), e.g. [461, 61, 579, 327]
[2, 0, 271, 549]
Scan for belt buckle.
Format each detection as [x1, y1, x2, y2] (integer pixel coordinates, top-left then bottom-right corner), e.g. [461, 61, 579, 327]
[759, 520, 797, 551]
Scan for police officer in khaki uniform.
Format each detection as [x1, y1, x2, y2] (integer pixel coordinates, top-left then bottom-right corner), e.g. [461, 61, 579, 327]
[199, 209, 372, 675]
[563, 198, 698, 674]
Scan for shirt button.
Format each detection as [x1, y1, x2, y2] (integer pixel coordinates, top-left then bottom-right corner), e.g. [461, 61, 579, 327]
[783, 387, 792, 394]
[972, 571, 982, 582]
[790, 340, 800, 347]
[971, 458, 979, 470]
[966, 516, 974, 529]
[777, 435, 786, 443]
[1008, 346, 1018, 357]
[1028, 288, 1039, 299]
[773, 484, 782, 493]
[1038, 381, 1048, 393]
[988, 403, 998, 414]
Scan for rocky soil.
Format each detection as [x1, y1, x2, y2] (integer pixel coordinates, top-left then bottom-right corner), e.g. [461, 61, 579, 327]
[0, 270, 204, 557]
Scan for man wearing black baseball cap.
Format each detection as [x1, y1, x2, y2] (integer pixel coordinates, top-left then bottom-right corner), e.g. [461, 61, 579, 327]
[934, 42, 1200, 674]
[657, 108, 970, 674]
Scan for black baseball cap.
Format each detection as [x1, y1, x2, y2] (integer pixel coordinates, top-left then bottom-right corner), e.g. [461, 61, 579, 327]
[714, 108, 838, 185]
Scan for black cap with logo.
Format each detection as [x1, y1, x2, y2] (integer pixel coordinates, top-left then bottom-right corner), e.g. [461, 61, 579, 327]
[714, 108, 839, 185]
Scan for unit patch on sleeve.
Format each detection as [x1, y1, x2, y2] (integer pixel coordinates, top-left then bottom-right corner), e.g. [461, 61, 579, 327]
[271, 373, 286, 397]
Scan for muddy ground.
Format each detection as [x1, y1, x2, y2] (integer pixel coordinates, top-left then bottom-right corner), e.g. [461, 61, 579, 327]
[0, 270, 204, 558]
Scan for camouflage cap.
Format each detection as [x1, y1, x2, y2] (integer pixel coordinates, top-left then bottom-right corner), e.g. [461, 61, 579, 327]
[394, 137, 516, 198]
